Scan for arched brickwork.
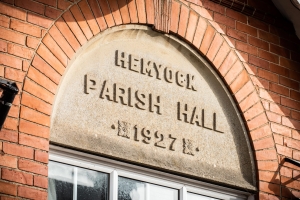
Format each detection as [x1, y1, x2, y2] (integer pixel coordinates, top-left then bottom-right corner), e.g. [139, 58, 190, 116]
[21, 0, 270, 195]
[1, 0, 300, 199]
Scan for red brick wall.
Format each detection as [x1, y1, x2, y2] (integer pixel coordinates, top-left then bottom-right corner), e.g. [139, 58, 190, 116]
[0, 0, 300, 199]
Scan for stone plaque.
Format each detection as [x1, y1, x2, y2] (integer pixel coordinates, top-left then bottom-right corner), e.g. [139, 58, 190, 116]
[51, 26, 256, 190]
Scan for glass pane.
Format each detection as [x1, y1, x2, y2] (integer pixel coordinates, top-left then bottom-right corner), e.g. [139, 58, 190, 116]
[188, 192, 218, 200]
[48, 161, 74, 200]
[77, 167, 109, 200]
[118, 177, 178, 200]
[149, 184, 178, 200]
[48, 161, 109, 200]
[118, 177, 146, 200]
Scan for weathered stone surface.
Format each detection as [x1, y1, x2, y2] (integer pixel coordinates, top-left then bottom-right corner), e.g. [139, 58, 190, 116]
[51, 25, 256, 190]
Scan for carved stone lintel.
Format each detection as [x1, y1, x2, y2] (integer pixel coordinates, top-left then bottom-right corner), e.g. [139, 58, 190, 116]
[154, 0, 172, 33]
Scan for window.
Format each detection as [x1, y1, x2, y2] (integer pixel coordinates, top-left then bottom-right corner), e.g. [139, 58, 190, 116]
[48, 161, 108, 200]
[49, 145, 252, 200]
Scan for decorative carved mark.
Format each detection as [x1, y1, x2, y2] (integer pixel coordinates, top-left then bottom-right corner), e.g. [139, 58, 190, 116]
[183, 138, 194, 156]
[154, 132, 166, 148]
[154, 0, 172, 33]
[118, 121, 131, 139]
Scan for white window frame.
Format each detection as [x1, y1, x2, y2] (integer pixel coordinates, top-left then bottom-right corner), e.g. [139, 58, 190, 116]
[49, 145, 254, 200]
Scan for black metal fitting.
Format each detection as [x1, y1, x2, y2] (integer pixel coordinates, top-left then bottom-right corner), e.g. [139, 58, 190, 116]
[0, 78, 19, 130]
[284, 157, 300, 168]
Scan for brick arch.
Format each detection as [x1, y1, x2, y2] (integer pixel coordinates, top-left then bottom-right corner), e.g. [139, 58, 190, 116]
[19, 0, 276, 196]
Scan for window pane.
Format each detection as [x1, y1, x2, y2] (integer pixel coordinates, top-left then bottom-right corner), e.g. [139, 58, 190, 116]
[48, 161, 74, 200]
[118, 177, 178, 200]
[77, 167, 109, 200]
[48, 161, 109, 200]
[149, 184, 178, 200]
[188, 192, 218, 200]
[118, 177, 146, 200]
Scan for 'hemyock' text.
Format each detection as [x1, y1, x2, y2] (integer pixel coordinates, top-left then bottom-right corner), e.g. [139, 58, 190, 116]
[115, 50, 197, 91]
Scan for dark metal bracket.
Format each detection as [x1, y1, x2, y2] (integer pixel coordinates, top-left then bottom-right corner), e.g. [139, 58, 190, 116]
[0, 78, 19, 130]
[284, 157, 300, 168]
